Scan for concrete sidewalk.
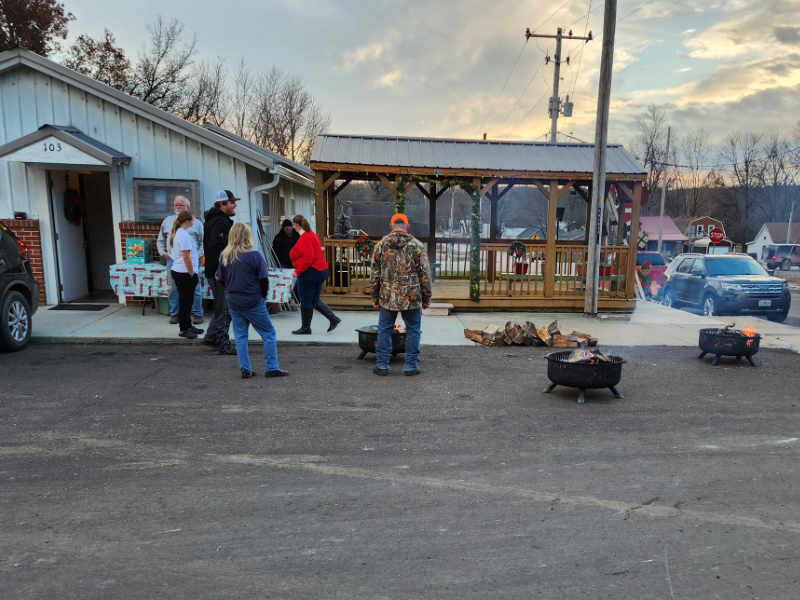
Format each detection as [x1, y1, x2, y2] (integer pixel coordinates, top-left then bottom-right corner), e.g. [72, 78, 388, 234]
[31, 300, 800, 352]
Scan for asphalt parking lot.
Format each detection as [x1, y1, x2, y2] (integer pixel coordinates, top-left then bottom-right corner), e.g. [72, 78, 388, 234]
[1, 343, 799, 599]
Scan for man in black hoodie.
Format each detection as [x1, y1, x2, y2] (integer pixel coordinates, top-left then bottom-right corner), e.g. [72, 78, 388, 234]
[202, 190, 238, 355]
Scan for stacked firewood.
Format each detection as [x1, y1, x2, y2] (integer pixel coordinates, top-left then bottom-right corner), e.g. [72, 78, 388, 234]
[464, 319, 598, 348]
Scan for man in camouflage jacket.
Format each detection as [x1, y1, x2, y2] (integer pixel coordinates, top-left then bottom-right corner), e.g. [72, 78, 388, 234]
[370, 213, 432, 376]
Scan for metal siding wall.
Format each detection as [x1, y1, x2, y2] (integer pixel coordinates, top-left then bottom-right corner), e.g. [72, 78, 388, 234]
[153, 123, 173, 175]
[1, 66, 313, 228]
[33, 71, 55, 125]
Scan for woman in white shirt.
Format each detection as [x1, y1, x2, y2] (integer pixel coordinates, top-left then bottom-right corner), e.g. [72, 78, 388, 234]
[170, 210, 204, 339]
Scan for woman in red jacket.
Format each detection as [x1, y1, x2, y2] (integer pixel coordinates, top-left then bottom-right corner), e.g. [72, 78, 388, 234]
[289, 215, 341, 334]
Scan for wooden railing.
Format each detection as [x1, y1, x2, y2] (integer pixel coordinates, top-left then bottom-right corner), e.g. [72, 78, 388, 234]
[323, 238, 632, 299]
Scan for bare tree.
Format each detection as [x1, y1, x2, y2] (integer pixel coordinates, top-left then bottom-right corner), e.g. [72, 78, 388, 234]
[757, 131, 796, 222]
[670, 129, 716, 217]
[246, 64, 331, 165]
[0, 0, 74, 55]
[229, 57, 254, 138]
[718, 131, 764, 245]
[62, 28, 131, 91]
[127, 15, 197, 113]
[630, 104, 667, 195]
[179, 57, 227, 126]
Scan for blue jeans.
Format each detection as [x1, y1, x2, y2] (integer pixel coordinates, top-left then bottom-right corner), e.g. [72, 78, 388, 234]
[296, 267, 328, 308]
[376, 307, 422, 371]
[167, 258, 203, 316]
[229, 303, 280, 373]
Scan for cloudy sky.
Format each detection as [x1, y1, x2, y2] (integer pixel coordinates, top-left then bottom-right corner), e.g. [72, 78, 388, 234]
[62, 0, 800, 147]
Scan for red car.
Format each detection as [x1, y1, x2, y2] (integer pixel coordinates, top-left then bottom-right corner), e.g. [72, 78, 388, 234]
[637, 252, 668, 286]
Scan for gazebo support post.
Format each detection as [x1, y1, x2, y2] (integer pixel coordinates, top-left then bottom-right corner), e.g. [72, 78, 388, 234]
[428, 183, 437, 272]
[625, 181, 643, 298]
[314, 171, 326, 239]
[545, 179, 558, 297]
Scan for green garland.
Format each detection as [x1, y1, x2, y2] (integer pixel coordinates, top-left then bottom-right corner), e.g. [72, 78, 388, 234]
[392, 175, 482, 302]
[508, 240, 527, 263]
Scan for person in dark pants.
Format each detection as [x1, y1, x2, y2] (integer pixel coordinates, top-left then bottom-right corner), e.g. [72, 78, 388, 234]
[272, 219, 300, 269]
[217, 223, 288, 379]
[169, 210, 204, 340]
[202, 190, 238, 355]
[370, 213, 432, 376]
[288, 214, 341, 334]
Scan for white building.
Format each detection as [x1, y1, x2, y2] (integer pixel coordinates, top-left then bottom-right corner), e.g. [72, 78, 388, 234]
[0, 47, 313, 306]
[746, 223, 800, 260]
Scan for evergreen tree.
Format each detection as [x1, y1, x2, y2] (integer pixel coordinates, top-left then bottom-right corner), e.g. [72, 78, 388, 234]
[333, 213, 352, 239]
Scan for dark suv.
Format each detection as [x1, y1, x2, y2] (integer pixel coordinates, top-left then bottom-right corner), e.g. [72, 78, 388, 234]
[0, 221, 39, 351]
[662, 253, 790, 322]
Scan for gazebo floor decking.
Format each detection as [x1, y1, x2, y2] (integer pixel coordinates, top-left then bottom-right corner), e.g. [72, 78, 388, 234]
[320, 280, 636, 312]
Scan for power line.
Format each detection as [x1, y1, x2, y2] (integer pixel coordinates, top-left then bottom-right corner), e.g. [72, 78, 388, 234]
[530, 0, 575, 34]
[500, 89, 551, 139]
[648, 143, 800, 172]
[474, 40, 528, 136]
[491, 60, 547, 137]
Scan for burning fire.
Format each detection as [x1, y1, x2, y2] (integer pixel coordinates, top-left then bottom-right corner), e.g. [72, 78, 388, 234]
[394, 324, 405, 333]
[740, 323, 757, 348]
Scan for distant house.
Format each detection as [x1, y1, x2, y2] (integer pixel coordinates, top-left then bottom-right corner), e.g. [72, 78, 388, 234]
[746, 223, 800, 260]
[672, 216, 725, 252]
[638, 216, 688, 257]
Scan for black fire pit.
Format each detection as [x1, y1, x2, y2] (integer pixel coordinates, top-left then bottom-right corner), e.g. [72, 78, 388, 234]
[356, 325, 407, 360]
[542, 350, 625, 404]
[698, 327, 761, 367]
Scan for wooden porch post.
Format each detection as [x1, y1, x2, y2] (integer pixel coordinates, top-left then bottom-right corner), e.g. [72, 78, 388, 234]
[487, 183, 498, 283]
[428, 183, 437, 268]
[625, 181, 643, 299]
[314, 171, 325, 238]
[544, 179, 558, 297]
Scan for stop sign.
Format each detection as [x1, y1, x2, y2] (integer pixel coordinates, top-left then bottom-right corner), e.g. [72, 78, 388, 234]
[709, 228, 725, 244]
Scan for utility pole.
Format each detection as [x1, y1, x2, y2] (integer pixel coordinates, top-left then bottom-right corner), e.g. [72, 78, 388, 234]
[657, 126, 671, 254]
[525, 27, 591, 142]
[584, 0, 617, 316]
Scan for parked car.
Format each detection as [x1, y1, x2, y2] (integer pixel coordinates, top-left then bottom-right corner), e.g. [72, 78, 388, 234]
[636, 251, 668, 286]
[662, 253, 790, 322]
[0, 221, 39, 351]
[764, 244, 800, 270]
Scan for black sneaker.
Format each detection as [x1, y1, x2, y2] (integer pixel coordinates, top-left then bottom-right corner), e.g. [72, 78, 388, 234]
[373, 367, 388, 376]
[404, 368, 421, 376]
[190, 326, 204, 334]
[241, 369, 254, 379]
[265, 369, 289, 378]
[218, 346, 237, 355]
[200, 339, 218, 350]
[178, 330, 197, 339]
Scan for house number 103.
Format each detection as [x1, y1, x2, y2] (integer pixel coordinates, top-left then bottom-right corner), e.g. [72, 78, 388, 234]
[43, 142, 62, 151]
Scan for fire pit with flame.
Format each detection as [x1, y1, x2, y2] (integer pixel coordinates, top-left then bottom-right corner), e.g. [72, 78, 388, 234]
[698, 323, 761, 367]
[356, 324, 407, 360]
[543, 348, 626, 404]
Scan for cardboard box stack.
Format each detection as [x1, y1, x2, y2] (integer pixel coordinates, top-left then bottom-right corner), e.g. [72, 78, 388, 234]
[267, 269, 294, 304]
[109, 263, 212, 299]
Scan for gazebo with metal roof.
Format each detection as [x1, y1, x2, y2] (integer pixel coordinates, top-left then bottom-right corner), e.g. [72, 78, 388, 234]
[310, 134, 647, 312]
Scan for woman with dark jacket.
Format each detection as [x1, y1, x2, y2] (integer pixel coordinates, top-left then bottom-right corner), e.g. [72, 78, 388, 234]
[216, 223, 288, 379]
[289, 215, 341, 335]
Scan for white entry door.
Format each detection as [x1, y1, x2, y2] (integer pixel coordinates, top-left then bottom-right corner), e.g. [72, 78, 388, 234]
[49, 171, 89, 302]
